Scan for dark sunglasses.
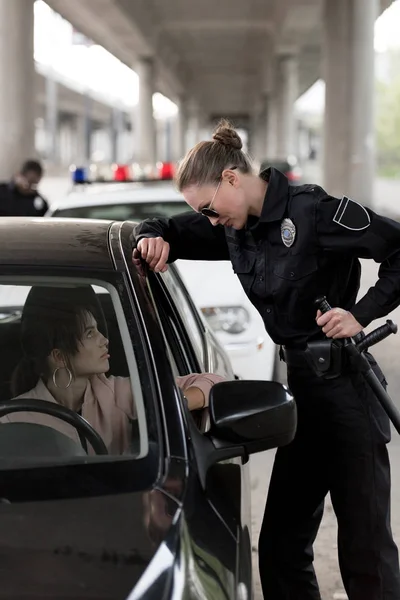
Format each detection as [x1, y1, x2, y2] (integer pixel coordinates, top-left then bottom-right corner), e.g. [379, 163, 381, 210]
[201, 180, 221, 218]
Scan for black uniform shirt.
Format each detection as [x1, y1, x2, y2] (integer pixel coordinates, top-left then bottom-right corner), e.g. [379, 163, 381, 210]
[135, 168, 400, 347]
[0, 182, 48, 217]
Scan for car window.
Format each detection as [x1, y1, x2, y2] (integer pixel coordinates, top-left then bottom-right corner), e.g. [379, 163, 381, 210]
[207, 333, 235, 380]
[144, 271, 210, 431]
[0, 277, 148, 470]
[160, 268, 206, 369]
[52, 201, 190, 221]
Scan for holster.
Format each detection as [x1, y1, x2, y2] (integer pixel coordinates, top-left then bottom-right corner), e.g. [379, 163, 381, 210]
[304, 340, 343, 379]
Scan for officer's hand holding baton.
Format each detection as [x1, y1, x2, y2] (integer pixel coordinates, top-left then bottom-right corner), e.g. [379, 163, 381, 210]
[316, 306, 363, 339]
[315, 295, 400, 434]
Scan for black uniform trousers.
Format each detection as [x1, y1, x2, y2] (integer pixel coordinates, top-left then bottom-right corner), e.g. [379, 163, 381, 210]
[259, 355, 400, 600]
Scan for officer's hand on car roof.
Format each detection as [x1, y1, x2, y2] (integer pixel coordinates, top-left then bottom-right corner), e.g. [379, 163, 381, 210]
[133, 237, 170, 273]
[316, 308, 363, 339]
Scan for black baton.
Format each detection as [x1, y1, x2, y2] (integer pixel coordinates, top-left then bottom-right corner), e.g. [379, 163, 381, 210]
[315, 296, 400, 435]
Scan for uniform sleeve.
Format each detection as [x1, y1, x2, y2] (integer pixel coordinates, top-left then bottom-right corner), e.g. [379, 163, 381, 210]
[134, 211, 230, 262]
[315, 193, 400, 326]
[176, 373, 226, 407]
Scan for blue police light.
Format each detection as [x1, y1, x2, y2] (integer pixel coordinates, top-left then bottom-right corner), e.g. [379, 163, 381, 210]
[70, 165, 87, 184]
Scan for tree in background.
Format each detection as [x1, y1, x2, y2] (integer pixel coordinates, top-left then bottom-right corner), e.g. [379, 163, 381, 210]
[376, 49, 400, 177]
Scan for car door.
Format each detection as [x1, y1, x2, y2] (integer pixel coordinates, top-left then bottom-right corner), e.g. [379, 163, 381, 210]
[155, 263, 253, 596]
[121, 223, 254, 598]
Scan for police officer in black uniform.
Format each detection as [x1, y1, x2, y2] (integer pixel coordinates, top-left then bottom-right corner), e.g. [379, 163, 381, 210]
[0, 159, 48, 217]
[133, 120, 400, 600]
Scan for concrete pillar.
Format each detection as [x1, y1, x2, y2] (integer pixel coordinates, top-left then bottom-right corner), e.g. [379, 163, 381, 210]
[0, 0, 35, 178]
[136, 57, 156, 164]
[323, 0, 377, 205]
[173, 96, 188, 160]
[45, 75, 58, 164]
[59, 119, 74, 166]
[276, 55, 299, 159]
[75, 97, 93, 166]
[186, 100, 200, 150]
[75, 115, 85, 165]
[164, 119, 173, 162]
[110, 107, 124, 163]
[265, 94, 278, 158]
[349, 0, 376, 203]
[83, 95, 93, 163]
[251, 105, 266, 161]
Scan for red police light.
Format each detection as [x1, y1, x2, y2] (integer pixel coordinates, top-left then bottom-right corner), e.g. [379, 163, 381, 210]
[158, 162, 175, 180]
[112, 164, 130, 181]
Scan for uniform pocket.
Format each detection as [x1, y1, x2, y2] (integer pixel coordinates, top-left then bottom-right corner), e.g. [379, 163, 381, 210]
[273, 255, 318, 281]
[272, 255, 319, 326]
[231, 249, 256, 293]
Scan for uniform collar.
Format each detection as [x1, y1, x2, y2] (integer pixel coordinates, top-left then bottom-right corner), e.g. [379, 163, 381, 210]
[258, 167, 289, 223]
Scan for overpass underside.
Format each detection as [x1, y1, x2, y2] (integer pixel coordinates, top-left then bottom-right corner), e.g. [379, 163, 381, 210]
[0, 0, 392, 204]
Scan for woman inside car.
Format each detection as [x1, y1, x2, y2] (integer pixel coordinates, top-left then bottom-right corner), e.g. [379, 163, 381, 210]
[4, 286, 224, 454]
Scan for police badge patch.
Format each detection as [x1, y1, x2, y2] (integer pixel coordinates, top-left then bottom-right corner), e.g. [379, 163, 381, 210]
[333, 196, 371, 231]
[281, 218, 296, 248]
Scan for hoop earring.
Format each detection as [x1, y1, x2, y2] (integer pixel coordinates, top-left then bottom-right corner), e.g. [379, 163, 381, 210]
[52, 366, 73, 389]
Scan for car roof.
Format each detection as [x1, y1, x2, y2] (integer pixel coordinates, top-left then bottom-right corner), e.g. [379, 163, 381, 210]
[0, 218, 117, 269]
[50, 182, 184, 213]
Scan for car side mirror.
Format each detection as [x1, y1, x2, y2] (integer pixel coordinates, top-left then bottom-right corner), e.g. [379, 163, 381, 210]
[190, 380, 297, 488]
[208, 380, 297, 454]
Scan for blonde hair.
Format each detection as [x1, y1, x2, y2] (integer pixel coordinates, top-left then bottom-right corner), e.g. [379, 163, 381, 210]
[175, 119, 253, 192]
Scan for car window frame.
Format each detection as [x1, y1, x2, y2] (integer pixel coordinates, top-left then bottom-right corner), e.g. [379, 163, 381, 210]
[114, 221, 191, 459]
[146, 270, 206, 376]
[0, 265, 166, 502]
[163, 264, 209, 366]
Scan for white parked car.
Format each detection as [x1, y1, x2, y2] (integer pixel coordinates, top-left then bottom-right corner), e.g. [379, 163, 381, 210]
[47, 181, 276, 380]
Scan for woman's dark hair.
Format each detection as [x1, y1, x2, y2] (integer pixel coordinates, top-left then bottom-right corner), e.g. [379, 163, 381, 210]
[11, 286, 105, 397]
[175, 119, 253, 191]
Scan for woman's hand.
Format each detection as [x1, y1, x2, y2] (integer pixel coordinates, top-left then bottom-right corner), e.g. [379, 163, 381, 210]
[132, 237, 170, 273]
[316, 308, 363, 339]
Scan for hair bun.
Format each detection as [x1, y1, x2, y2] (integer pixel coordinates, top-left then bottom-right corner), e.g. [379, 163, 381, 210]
[212, 119, 242, 150]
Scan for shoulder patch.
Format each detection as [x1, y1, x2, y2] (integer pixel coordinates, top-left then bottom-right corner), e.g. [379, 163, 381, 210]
[333, 196, 370, 231]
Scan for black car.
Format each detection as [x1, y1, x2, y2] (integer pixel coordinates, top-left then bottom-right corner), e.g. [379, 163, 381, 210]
[0, 218, 296, 599]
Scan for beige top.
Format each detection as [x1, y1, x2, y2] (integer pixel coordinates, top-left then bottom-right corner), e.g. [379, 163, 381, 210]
[2, 372, 225, 454]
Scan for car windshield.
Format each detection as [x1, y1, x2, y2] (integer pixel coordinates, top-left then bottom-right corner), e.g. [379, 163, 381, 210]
[53, 201, 190, 221]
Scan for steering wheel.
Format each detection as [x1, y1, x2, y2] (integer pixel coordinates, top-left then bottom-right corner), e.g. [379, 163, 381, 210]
[0, 398, 108, 455]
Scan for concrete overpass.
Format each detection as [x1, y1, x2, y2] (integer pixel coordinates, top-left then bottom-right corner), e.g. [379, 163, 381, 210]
[0, 0, 393, 204]
[35, 64, 131, 167]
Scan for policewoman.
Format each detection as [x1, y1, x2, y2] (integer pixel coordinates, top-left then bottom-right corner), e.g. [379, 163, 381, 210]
[133, 120, 400, 600]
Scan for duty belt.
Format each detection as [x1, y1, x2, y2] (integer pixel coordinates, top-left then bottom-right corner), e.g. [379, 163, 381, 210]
[282, 341, 344, 379]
